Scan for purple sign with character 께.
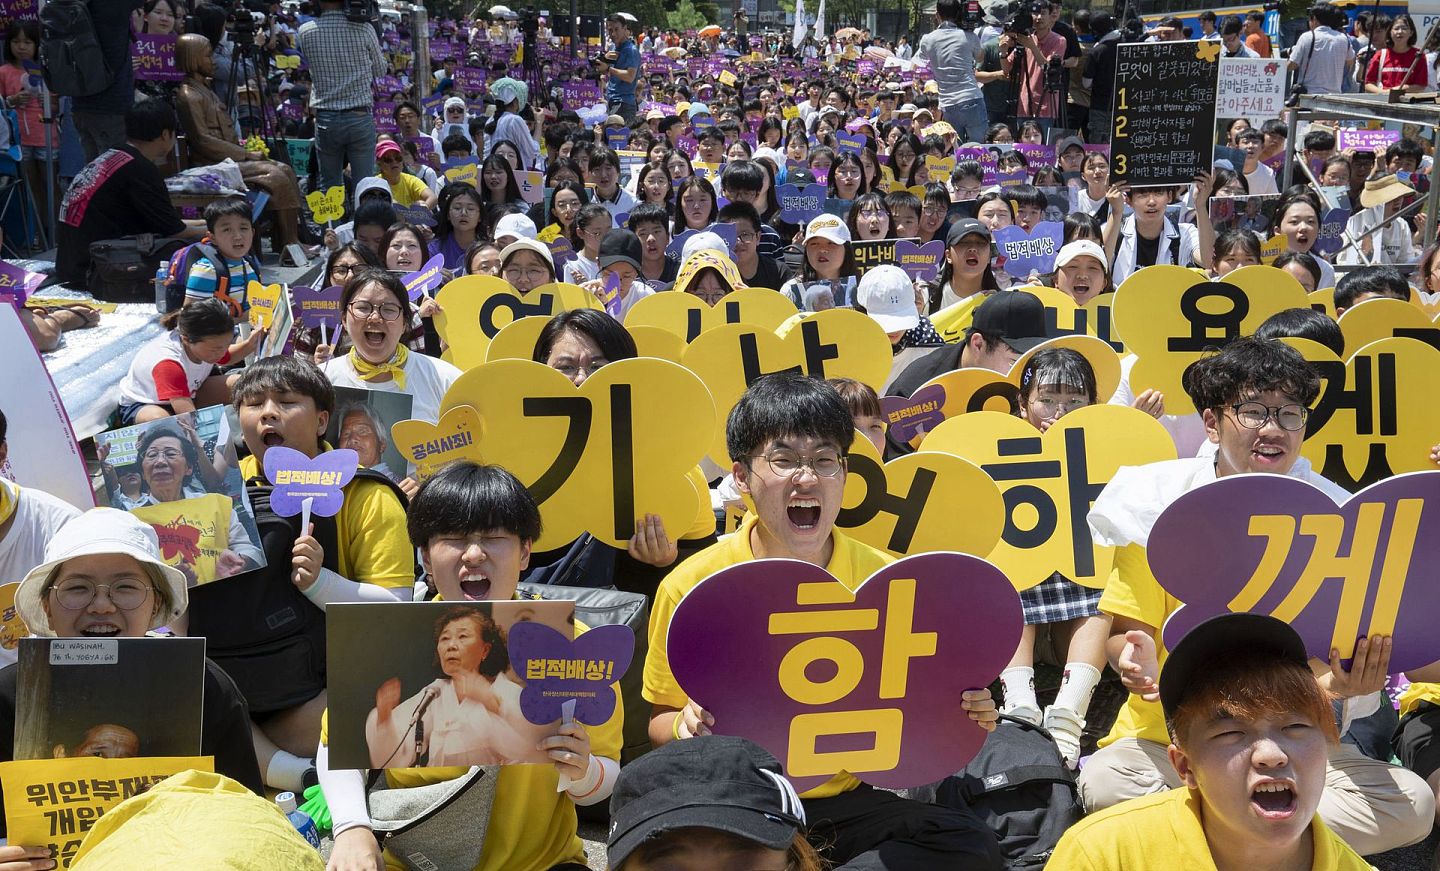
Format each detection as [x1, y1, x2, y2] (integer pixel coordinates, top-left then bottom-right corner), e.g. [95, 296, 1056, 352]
[668, 553, 1022, 792]
[508, 622, 635, 726]
[1149, 472, 1440, 672]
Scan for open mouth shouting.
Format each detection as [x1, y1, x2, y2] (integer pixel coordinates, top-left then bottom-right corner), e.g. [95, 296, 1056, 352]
[78, 621, 124, 638]
[787, 497, 821, 531]
[357, 325, 391, 356]
[458, 571, 491, 601]
[1250, 779, 1298, 821]
[1249, 440, 1287, 468]
[259, 427, 286, 450]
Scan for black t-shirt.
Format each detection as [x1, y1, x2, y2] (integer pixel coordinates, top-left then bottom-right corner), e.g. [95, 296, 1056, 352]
[1135, 231, 1161, 268]
[55, 144, 187, 286]
[0, 656, 263, 838]
[641, 256, 680, 291]
[74, 0, 146, 114]
[743, 253, 794, 291]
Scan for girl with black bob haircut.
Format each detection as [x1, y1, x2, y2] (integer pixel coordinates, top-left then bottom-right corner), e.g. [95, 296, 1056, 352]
[406, 461, 543, 564]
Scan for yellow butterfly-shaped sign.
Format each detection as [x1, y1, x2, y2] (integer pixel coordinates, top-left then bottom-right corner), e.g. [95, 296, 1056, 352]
[246, 281, 285, 329]
[305, 186, 346, 225]
[718, 70, 737, 86]
[274, 53, 301, 70]
[390, 405, 485, 481]
[1195, 39, 1221, 63]
[925, 156, 957, 180]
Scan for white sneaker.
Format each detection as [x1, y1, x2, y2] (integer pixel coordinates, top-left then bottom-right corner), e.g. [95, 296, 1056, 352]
[1043, 705, 1085, 769]
[1003, 703, 1042, 726]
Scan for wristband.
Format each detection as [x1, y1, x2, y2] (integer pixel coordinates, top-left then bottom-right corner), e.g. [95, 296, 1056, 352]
[671, 712, 684, 741]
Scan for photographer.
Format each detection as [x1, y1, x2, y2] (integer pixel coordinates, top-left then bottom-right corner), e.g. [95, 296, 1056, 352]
[1000, 0, 1067, 138]
[598, 12, 641, 126]
[918, 0, 990, 144]
[1289, 3, 1355, 96]
[295, 0, 388, 192]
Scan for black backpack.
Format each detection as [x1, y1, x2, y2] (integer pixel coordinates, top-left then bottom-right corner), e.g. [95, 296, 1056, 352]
[40, 0, 112, 97]
[936, 715, 1084, 869]
[186, 470, 409, 715]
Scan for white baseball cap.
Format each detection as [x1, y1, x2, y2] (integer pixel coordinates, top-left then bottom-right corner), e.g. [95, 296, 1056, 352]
[1054, 239, 1109, 272]
[493, 212, 538, 244]
[16, 508, 189, 637]
[681, 230, 728, 261]
[857, 265, 919, 332]
[803, 214, 850, 247]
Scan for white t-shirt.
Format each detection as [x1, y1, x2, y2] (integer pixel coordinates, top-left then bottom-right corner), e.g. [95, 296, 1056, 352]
[1244, 162, 1279, 195]
[118, 331, 224, 406]
[321, 352, 462, 425]
[0, 482, 81, 666]
[1088, 455, 1349, 549]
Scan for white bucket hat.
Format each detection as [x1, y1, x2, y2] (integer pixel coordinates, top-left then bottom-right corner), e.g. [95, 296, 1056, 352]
[857, 264, 919, 332]
[16, 508, 188, 637]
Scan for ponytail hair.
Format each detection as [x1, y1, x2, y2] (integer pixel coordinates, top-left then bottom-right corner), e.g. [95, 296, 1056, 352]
[161, 298, 234, 338]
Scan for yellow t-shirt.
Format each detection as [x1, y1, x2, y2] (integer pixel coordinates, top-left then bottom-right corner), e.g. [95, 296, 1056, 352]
[1097, 542, 1182, 748]
[383, 172, 433, 208]
[131, 493, 233, 582]
[643, 512, 893, 799]
[320, 614, 623, 871]
[239, 454, 413, 589]
[1399, 682, 1440, 719]
[1048, 786, 1373, 870]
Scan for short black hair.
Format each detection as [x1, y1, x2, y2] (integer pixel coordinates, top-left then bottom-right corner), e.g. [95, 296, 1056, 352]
[626, 202, 669, 233]
[1255, 308, 1344, 356]
[589, 145, 621, 171]
[126, 98, 178, 141]
[720, 159, 765, 195]
[533, 309, 638, 363]
[353, 199, 397, 230]
[1302, 128, 1336, 152]
[1005, 183, 1050, 212]
[442, 132, 472, 155]
[408, 461, 542, 546]
[1386, 136, 1425, 166]
[1183, 337, 1321, 412]
[1018, 348, 1098, 404]
[1199, 9, 1217, 21]
[1271, 250, 1323, 287]
[232, 355, 336, 415]
[883, 190, 921, 216]
[162, 297, 235, 337]
[1335, 265, 1409, 310]
[935, 0, 962, 22]
[726, 373, 855, 462]
[203, 196, 251, 231]
[0, 407, 6, 443]
[718, 199, 761, 233]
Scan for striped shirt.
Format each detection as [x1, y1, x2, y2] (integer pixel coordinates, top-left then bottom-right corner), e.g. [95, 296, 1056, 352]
[295, 11, 387, 111]
[185, 254, 259, 312]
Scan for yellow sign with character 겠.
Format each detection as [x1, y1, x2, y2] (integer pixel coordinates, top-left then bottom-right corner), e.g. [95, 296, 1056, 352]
[440, 358, 716, 551]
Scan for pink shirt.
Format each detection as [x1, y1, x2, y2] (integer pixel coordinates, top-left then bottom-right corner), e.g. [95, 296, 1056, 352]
[1018, 30, 1067, 119]
[0, 64, 55, 149]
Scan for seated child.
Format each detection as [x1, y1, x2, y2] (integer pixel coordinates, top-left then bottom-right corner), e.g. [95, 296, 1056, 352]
[116, 299, 263, 424]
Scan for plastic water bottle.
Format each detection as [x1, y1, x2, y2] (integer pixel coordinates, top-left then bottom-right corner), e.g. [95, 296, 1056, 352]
[153, 261, 169, 315]
[276, 791, 320, 849]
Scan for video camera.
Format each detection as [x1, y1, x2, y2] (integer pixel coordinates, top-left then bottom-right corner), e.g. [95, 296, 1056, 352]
[961, 0, 984, 30]
[1003, 5, 1034, 36]
[341, 0, 380, 23]
[224, 0, 268, 41]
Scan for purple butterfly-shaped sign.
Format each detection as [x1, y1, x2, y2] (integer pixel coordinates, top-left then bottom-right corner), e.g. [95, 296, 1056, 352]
[777, 183, 826, 225]
[394, 203, 437, 228]
[893, 240, 945, 283]
[883, 383, 947, 444]
[598, 271, 624, 317]
[403, 254, 446, 301]
[509, 621, 635, 725]
[262, 447, 359, 518]
[836, 132, 866, 156]
[291, 285, 344, 329]
[993, 222, 1064, 278]
[548, 236, 577, 272]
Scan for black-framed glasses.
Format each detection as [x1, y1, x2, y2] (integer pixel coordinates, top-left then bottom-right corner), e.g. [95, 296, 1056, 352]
[48, 580, 151, 612]
[749, 449, 846, 479]
[1228, 402, 1309, 432]
[349, 301, 404, 322]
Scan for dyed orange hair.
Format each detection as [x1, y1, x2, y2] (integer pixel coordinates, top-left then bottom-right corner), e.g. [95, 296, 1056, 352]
[1168, 652, 1339, 748]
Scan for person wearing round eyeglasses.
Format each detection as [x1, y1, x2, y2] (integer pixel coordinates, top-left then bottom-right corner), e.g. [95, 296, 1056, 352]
[320, 269, 461, 431]
[500, 238, 558, 294]
[1079, 337, 1435, 856]
[0, 508, 263, 854]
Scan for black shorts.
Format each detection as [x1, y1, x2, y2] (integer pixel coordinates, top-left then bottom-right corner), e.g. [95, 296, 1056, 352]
[1393, 701, 1440, 781]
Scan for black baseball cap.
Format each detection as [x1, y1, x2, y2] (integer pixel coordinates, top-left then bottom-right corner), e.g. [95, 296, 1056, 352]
[967, 291, 1047, 353]
[598, 228, 643, 271]
[607, 736, 806, 867]
[946, 217, 991, 247]
[1159, 613, 1310, 721]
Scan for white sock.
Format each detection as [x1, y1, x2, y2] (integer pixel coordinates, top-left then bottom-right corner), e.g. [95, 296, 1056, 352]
[1000, 666, 1037, 712]
[264, 749, 312, 793]
[1053, 662, 1103, 718]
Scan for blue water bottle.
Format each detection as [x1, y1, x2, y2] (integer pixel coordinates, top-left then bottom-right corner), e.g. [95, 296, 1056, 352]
[153, 261, 169, 315]
[276, 791, 321, 849]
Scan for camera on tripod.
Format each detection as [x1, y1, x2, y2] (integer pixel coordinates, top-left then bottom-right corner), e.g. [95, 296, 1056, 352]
[1002, 6, 1034, 36]
[341, 0, 380, 23]
[1044, 55, 1064, 91]
[961, 0, 984, 30]
[224, 0, 267, 42]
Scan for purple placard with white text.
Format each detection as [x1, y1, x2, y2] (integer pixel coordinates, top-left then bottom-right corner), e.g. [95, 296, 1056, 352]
[262, 447, 359, 517]
[132, 34, 181, 82]
[509, 622, 635, 726]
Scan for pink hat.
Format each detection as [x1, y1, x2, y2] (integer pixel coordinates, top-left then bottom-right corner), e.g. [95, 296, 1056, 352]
[375, 140, 403, 159]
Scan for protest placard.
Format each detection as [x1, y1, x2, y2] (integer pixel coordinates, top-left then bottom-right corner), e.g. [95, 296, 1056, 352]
[326, 388, 414, 485]
[508, 622, 635, 726]
[390, 405, 484, 481]
[1111, 40, 1220, 187]
[1111, 264, 1309, 414]
[776, 183, 827, 225]
[1019, 286, 1126, 354]
[14, 638, 205, 762]
[440, 358, 715, 550]
[435, 276, 602, 371]
[926, 406, 1176, 589]
[625, 287, 799, 344]
[1, 756, 213, 868]
[682, 312, 893, 462]
[1335, 297, 1440, 358]
[95, 407, 264, 586]
[131, 34, 180, 81]
[667, 553, 1022, 792]
[993, 222, 1065, 277]
[1215, 56, 1287, 119]
[1336, 128, 1401, 154]
[263, 446, 359, 519]
[0, 306, 93, 510]
[326, 600, 582, 769]
[291, 285, 344, 330]
[1149, 471, 1440, 671]
[403, 254, 447, 301]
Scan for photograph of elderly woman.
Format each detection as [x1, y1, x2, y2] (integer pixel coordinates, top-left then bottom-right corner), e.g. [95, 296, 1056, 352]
[326, 600, 576, 769]
[95, 407, 263, 587]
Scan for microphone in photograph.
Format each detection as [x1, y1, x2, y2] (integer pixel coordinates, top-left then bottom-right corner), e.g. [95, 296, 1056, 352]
[412, 685, 440, 762]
